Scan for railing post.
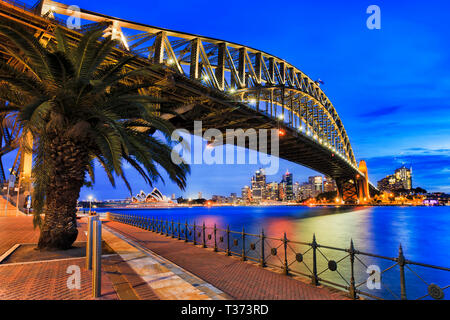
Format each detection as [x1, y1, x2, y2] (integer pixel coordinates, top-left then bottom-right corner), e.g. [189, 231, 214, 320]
[171, 220, 175, 238]
[260, 229, 266, 267]
[241, 227, 246, 261]
[226, 225, 231, 256]
[311, 233, 319, 286]
[152, 216, 155, 232]
[399, 244, 407, 300]
[160, 218, 164, 234]
[349, 239, 357, 299]
[92, 219, 102, 298]
[178, 221, 181, 240]
[166, 219, 169, 237]
[202, 222, 206, 248]
[213, 223, 218, 252]
[283, 232, 289, 275]
[185, 220, 188, 242]
[193, 221, 197, 245]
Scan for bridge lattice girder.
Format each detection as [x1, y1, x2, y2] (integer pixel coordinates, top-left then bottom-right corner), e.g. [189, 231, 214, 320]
[0, 0, 378, 199]
[33, 0, 356, 166]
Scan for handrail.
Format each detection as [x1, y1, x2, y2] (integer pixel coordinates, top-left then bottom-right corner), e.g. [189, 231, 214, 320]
[108, 212, 450, 300]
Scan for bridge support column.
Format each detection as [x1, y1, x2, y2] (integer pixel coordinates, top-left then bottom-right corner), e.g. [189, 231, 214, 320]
[356, 160, 370, 204]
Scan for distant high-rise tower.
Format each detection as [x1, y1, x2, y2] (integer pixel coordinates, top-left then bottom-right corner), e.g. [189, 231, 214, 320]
[323, 176, 337, 193]
[251, 169, 267, 201]
[308, 176, 323, 197]
[395, 166, 412, 190]
[282, 170, 293, 200]
[241, 186, 252, 202]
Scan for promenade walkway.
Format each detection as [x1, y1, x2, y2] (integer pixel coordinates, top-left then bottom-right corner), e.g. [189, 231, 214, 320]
[105, 220, 349, 300]
[0, 215, 228, 300]
[0, 215, 118, 299]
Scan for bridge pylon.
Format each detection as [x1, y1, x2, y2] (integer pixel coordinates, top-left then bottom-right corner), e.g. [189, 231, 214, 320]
[356, 160, 370, 204]
[335, 160, 371, 204]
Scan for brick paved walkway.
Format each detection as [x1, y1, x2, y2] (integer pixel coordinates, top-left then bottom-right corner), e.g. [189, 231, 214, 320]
[0, 216, 119, 300]
[105, 220, 349, 300]
[0, 258, 117, 300]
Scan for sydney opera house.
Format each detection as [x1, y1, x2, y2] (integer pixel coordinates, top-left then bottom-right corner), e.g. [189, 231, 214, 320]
[130, 188, 173, 205]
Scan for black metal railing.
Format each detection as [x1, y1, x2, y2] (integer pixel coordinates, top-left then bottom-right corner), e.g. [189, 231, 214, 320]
[108, 212, 450, 300]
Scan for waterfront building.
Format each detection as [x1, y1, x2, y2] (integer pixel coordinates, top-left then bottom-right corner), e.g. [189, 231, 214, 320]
[241, 186, 252, 203]
[378, 166, 412, 192]
[278, 183, 285, 201]
[131, 188, 171, 203]
[212, 195, 227, 203]
[309, 176, 323, 197]
[293, 182, 300, 200]
[323, 176, 337, 192]
[282, 170, 294, 200]
[300, 182, 313, 199]
[266, 182, 279, 200]
[251, 169, 267, 201]
[395, 166, 412, 190]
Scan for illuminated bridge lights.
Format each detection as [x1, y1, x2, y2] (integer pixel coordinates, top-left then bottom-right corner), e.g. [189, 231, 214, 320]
[0, 0, 378, 201]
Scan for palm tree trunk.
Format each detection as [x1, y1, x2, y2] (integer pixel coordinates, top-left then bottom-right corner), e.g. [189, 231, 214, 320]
[37, 137, 88, 250]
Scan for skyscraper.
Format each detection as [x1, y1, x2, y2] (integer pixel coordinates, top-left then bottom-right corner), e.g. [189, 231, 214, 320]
[266, 182, 279, 200]
[282, 170, 293, 200]
[251, 169, 267, 201]
[395, 166, 412, 190]
[323, 176, 337, 192]
[241, 186, 252, 202]
[377, 166, 413, 191]
[308, 176, 323, 197]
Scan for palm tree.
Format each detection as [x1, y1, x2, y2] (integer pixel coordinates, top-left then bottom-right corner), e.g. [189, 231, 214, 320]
[0, 20, 190, 250]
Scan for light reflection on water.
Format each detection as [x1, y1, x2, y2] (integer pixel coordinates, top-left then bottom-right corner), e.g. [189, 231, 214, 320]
[97, 205, 450, 299]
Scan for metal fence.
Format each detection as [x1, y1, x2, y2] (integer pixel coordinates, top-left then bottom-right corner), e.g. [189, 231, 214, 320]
[109, 212, 450, 300]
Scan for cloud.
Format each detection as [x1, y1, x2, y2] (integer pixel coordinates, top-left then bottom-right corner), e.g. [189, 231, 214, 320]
[359, 105, 402, 118]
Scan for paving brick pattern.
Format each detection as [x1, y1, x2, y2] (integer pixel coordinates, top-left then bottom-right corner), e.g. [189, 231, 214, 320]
[0, 216, 117, 300]
[0, 258, 117, 300]
[0, 216, 87, 256]
[105, 221, 349, 300]
[103, 254, 160, 300]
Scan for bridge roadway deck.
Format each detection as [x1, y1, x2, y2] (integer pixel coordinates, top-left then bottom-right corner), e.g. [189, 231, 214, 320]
[104, 220, 349, 300]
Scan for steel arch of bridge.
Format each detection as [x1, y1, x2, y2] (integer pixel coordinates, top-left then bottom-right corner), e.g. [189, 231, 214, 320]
[36, 0, 357, 168]
[0, 0, 377, 202]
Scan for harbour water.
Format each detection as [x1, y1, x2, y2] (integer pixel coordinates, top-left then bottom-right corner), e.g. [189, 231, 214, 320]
[97, 205, 450, 299]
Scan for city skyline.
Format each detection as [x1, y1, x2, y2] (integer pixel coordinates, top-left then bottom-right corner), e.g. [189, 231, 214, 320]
[5, 0, 450, 200]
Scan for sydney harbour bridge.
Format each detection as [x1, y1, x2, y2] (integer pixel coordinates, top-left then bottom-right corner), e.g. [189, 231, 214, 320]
[0, 0, 377, 203]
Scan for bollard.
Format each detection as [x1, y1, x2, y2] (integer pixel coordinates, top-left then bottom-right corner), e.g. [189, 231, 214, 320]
[86, 215, 98, 270]
[92, 219, 102, 298]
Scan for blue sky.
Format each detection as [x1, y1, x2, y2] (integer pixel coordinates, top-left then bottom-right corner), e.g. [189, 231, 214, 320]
[9, 0, 450, 199]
